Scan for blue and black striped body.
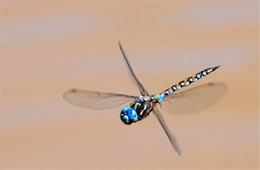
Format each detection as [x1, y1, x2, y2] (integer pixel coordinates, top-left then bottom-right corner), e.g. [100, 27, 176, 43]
[120, 66, 220, 125]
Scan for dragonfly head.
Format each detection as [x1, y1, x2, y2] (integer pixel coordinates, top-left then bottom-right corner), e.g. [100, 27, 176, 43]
[120, 106, 138, 125]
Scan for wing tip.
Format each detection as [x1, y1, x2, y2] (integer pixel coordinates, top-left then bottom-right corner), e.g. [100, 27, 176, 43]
[63, 88, 78, 100]
[174, 143, 182, 156]
[177, 150, 182, 156]
[63, 88, 77, 95]
[70, 88, 77, 93]
[118, 41, 122, 48]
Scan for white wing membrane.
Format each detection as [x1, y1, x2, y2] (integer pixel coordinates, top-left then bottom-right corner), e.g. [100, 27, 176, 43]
[63, 88, 135, 110]
[162, 82, 228, 114]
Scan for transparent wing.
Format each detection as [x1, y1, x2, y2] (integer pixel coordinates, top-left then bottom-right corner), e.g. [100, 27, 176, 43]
[63, 88, 136, 110]
[118, 41, 149, 96]
[161, 82, 228, 114]
[152, 108, 181, 155]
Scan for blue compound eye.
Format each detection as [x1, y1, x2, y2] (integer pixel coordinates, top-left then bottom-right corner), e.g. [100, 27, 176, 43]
[121, 114, 130, 124]
[120, 106, 138, 125]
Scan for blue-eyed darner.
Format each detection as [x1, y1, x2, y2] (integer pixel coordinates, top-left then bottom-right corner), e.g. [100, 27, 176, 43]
[63, 42, 227, 155]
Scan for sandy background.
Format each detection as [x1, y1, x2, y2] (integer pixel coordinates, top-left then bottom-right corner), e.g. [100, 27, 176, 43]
[0, 0, 259, 169]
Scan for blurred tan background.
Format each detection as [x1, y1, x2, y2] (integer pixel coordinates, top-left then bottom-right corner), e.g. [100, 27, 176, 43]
[0, 0, 258, 169]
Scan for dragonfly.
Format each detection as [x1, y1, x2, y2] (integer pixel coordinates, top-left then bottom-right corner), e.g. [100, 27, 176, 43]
[63, 42, 227, 155]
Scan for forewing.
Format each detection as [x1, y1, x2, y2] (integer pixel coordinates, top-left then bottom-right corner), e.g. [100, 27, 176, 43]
[162, 82, 228, 114]
[152, 108, 181, 155]
[63, 88, 136, 110]
[118, 41, 149, 96]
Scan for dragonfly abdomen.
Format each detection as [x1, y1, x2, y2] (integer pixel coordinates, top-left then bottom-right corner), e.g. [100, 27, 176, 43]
[160, 66, 220, 96]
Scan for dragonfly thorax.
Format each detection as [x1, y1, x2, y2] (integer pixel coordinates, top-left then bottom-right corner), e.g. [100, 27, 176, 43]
[120, 97, 154, 125]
